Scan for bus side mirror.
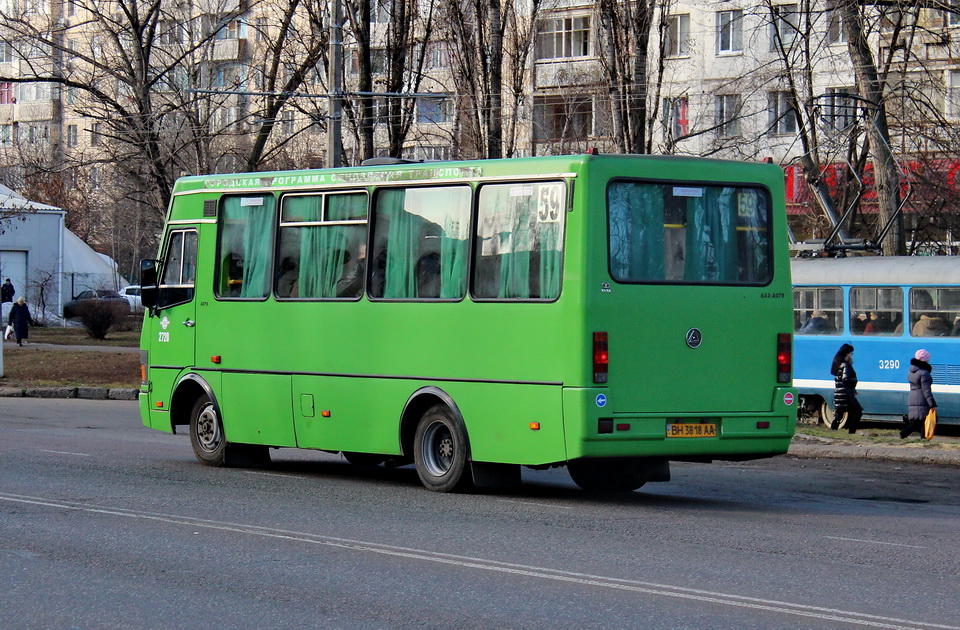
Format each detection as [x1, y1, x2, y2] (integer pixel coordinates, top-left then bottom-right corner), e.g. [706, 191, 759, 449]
[140, 259, 159, 310]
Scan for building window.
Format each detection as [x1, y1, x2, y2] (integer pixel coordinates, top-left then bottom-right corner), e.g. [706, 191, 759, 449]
[768, 91, 797, 135]
[663, 96, 689, 138]
[215, 17, 245, 40]
[0, 124, 12, 147]
[822, 87, 857, 130]
[370, 0, 390, 24]
[66, 0, 75, 16]
[535, 16, 591, 60]
[826, 2, 847, 44]
[717, 10, 743, 54]
[417, 95, 452, 124]
[665, 14, 690, 57]
[949, 70, 960, 117]
[90, 122, 101, 146]
[715, 94, 741, 137]
[423, 42, 447, 70]
[67, 124, 78, 147]
[0, 82, 13, 104]
[770, 4, 798, 50]
[949, 0, 960, 26]
[0, 40, 14, 63]
[533, 94, 593, 141]
[412, 145, 452, 161]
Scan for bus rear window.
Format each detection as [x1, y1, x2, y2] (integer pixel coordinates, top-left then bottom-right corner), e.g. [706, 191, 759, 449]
[608, 181, 771, 285]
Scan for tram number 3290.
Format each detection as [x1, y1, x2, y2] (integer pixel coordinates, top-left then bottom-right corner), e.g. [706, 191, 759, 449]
[878, 359, 900, 370]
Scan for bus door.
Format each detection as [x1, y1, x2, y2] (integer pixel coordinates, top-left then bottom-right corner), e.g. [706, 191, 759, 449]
[146, 228, 199, 415]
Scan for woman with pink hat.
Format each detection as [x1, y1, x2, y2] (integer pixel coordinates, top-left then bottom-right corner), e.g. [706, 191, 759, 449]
[902, 349, 936, 439]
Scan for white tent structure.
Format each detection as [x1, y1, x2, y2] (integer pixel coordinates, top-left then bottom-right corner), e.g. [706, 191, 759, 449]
[0, 185, 125, 323]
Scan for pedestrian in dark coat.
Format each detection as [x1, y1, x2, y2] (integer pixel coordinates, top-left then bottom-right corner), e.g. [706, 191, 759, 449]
[830, 343, 861, 434]
[7, 296, 31, 346]
[1, 278, 13, 303]
[901, 349, 937, 439]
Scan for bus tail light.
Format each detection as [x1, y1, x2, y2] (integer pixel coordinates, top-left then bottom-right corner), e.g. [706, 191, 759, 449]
[777, 333, 792, 383]
[593, 332, 608, 383]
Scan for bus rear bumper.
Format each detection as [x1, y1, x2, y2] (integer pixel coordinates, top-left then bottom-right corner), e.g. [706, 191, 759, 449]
[563, 387, 796, 460]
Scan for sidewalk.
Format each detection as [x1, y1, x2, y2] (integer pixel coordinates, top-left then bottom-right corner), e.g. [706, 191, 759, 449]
[788, 432, 960, 466]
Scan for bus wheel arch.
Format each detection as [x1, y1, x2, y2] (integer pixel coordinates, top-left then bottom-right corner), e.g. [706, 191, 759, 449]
[170, 373, 217, 433]
[401, 388, 472, 492]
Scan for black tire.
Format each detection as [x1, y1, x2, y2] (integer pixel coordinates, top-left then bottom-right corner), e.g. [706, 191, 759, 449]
[567, 459, 648, 492]
[413, 404, 471, 492]
[189, 394, 227, 466]
[342, 452, 387, 467]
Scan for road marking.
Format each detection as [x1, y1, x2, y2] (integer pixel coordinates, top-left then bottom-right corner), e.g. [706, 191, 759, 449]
[496, 499, 573, 509]
[40, 450, 90, 457]
[240, 471, 309, 480]
[823, 535, 925, 549]
[0, 491, 955, 630]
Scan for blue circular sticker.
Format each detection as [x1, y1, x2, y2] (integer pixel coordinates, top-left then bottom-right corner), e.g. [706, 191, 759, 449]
[596, 394, 607, 408]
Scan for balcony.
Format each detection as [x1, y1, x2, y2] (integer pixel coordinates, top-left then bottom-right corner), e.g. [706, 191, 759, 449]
[15, 100, 57, 121]
[212, 38, 246, 61]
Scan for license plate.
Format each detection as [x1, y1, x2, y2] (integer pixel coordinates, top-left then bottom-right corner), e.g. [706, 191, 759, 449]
[666, 423, 717, 438]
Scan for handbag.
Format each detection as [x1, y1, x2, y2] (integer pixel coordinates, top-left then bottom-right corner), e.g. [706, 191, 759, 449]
[3, 324, 12, 340]
[924, 408, 937, 441]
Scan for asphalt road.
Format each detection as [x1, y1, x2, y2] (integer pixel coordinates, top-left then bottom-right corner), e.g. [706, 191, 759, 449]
[1, 398, 958, 630]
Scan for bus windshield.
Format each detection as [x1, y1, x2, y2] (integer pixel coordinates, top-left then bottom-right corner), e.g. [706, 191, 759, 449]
[608, 180, 771, 285]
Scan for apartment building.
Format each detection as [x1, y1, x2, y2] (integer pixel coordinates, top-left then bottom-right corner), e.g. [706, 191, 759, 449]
[0, 0, 958, 249]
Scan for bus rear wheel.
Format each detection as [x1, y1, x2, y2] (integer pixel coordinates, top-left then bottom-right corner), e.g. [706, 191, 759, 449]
[413, 404, 471, 493]
[568, 459, 648, 492]
[190, 395, 227, 466]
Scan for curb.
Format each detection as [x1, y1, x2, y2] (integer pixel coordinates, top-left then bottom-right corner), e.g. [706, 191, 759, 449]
[788, 443, 960, 466]
[0, 386, 138, 400]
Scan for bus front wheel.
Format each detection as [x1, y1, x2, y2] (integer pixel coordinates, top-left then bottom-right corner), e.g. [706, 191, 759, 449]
[413, 404, 471, 492]
[190, 395, 227, 466]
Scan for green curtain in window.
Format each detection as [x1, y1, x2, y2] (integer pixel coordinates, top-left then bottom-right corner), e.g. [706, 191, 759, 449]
[221, 196, 273, 298]
[539, 222, 562, 299]
[286, 196, 353, 298]
[684, 187, 737, 282]
[440, 216, 467, 299]
[381, 189, 417, 298]
[328, 193, 367, 221]
[609, 183, 664, 281]
[498, 198, 531, 298]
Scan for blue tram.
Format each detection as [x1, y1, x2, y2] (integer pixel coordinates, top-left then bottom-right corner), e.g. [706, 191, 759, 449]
[792, 256, 960, 425]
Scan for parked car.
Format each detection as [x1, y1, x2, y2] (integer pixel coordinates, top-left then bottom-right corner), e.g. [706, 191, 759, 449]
[63, 290, 131, 319]
[120, 285, 143, 312]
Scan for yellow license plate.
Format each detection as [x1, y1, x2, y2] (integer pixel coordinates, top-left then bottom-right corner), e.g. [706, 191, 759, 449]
[666, 423, 718, 438]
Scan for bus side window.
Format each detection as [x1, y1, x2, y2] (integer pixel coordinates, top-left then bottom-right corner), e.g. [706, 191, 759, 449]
[369, 186, 470, 300]
[217, 196, 274, 299]
[472, 181, 565, 300]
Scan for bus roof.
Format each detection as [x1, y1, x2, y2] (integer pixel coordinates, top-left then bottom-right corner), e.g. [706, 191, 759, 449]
[791, 256, 960, 286]
[170, 154, 783, 196]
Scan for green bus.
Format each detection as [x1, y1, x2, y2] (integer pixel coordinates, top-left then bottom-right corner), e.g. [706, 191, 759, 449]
[138, 153, 797, 492]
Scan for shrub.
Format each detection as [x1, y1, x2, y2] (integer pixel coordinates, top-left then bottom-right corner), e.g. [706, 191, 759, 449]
[75, 300, 125, 339]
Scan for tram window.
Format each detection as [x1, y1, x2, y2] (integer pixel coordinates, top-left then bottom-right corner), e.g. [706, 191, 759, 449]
[910, 287, 960, 337]
[849, 287, 902, 336]
[793, 287, 842, 334]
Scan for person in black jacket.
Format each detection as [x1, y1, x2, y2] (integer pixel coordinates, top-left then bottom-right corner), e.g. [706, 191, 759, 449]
[901, 349, 936, 439]
[830, 343, 861, 434]
[7, 296, 31, 346]
[1, 278, 13, 303]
